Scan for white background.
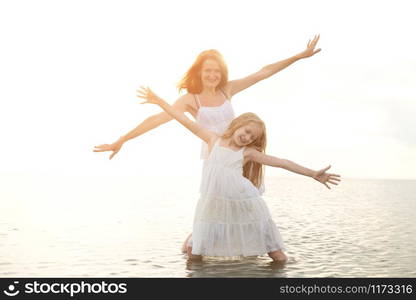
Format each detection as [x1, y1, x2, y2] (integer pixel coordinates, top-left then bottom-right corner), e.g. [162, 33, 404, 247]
[1, 0, 415, 179]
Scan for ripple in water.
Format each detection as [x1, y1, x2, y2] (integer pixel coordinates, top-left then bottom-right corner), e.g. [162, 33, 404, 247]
[1, 176, 415, 277]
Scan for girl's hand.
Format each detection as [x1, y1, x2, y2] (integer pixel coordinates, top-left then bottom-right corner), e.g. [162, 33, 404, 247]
[312, 165, 341, 189]
[137, 86, 162, 105]
[298, 34, 321, 59]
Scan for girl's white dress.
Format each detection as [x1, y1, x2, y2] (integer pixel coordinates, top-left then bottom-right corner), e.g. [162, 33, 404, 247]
[188, 138, 285, 257]
[194, 92, 265, 194]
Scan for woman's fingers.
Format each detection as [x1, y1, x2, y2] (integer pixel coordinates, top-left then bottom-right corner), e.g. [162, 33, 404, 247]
[312, 34, 320, 45]
[93, 144, 110, 152]
[329, 174, 341, 180]
[307, 34, 320, 50]
[318, 165, 331, 175]
[109, 151, 118, 160]
[94, 144, 107, 148]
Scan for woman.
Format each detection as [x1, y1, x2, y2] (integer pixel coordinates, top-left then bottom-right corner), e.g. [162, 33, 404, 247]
[93, 35, 321, 159]
[94, 35, 321, 254]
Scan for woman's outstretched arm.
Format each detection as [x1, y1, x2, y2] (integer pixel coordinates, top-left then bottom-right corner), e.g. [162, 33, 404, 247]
[245, 147, 341, 189]
[93, 94, 191, 159]
[226, 35, 321, 97]
[137, 87, 216, 145]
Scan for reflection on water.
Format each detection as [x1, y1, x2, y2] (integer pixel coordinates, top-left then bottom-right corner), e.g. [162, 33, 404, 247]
[185, 256, 288, 278]
[1, 175, 415, 277]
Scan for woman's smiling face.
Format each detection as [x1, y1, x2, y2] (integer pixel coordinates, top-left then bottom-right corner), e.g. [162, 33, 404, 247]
[200, 58, 222, 90]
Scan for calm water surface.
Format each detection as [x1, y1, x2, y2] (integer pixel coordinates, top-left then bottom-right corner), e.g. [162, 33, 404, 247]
[1, 175, 415, 277]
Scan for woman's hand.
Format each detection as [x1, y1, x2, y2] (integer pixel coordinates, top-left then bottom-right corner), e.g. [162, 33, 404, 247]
[312, 165, 341, 189]
[93, 137, 124, 160]
[298, 34, 321, 59]
[137, 86, 162, 105]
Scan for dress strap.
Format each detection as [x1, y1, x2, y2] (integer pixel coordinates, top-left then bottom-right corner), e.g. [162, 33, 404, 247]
[194, 94, 202, 109]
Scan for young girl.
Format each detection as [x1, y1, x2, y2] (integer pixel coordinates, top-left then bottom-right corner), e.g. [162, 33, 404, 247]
[137, 87, 340, 261]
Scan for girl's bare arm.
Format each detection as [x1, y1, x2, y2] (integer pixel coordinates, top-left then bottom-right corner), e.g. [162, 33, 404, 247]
[245, 147, 341, 189]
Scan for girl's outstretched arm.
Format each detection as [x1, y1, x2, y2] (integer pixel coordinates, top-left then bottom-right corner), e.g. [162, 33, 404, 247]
[225, 35, 321, 97]
[245, 148, 341, 189]
[137, 87, 216, 145]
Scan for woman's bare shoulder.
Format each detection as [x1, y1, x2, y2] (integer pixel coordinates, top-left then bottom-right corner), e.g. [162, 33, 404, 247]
[176, 93, 198, 112]
[176, 92, 194, 103]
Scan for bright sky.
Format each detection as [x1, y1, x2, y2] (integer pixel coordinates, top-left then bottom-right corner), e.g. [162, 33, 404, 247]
[1, 0, 415, 180]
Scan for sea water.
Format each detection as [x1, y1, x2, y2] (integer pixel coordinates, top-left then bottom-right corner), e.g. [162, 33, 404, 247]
[1, 174, 415, 277]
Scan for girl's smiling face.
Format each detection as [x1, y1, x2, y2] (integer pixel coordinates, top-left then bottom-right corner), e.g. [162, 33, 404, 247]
[200, 59, 222, 90]
[232, 122, 263, 147]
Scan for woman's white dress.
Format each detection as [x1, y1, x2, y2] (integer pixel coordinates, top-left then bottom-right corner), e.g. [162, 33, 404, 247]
[188, 138, 285, 257]
[194, 93, 235, 160]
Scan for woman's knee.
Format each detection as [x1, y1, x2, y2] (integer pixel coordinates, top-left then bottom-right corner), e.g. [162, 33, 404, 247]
[181, 233, 193, 253]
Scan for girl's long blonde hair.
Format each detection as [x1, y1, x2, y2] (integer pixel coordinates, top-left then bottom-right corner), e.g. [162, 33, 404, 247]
[221, 112, 267, 189]
[177, 49, 229, 94]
